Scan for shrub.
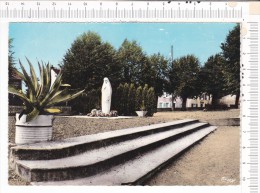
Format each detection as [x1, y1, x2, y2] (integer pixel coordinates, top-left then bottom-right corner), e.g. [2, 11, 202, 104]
[135, 86, 143, 111]
[122, 83, 129, 115]
[146, 87, 156, 116]
[128, 83, 136, 115]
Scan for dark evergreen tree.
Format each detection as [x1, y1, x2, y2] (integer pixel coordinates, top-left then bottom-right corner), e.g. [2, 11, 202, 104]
[9, 38, 16, 78]
[128, 83, 136, 115]
[146, 87, 156, 116]
[142, 84, 149, 110]
[135, 86, 143, 111]
[122, 83, 129, 115]
[220, 24, 240, 108]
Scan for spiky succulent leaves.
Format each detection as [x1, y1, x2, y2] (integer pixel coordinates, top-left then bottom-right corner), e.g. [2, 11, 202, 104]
[8, 59, 84, 122]
[37, 63, 51, 101]
[26, 57, 39, 95]
[8, 86, 32, 110]
[26, 107, 40, 122]
[19, 60, 37, 102]
[46, 89, 85, 107]
[39, 70, 63, 107]
[44, 108, 61, 114]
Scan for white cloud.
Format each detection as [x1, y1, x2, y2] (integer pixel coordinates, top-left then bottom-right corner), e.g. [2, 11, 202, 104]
[159, 28, 165, 31]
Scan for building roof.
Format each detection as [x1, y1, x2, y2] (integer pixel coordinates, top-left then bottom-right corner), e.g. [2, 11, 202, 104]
[10, 71, 22, 80]
[51, 66, 61, 74]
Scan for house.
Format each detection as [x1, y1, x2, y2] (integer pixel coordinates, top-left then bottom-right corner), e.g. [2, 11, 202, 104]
[157, 92, 236, 110]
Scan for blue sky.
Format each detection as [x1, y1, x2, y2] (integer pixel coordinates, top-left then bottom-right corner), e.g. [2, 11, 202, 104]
[10, 22, 236, 71]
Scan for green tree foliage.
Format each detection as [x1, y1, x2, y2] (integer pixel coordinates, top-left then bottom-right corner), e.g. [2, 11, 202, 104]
[117, 39, 147, 84]
[220, 24, 240, 108]
[9, 38, 16, 78]
[115, 83, 124, 115]
[61, 31, 122, 113]
[114, 83, 155, 116]
[168, 55, 201, 110]
[135, 86, 143, 111]
[122, 83, 129, 115]
[128, 83, 136, 115]
[142, 84, 149, 110]
[148, 53, 169, 97]
[200, 54, 226, 108]
[146, 87, 156, 116]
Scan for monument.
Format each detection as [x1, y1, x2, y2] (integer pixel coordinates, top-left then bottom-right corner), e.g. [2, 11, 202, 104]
[87, 77, 117, 117]
[101, 77, 112, 114]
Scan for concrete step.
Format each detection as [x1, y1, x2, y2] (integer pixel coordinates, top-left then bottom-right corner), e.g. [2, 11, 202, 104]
[11, 119, 198, 160]
[15, 122, 208, 182]
[32, 126, 217, 185]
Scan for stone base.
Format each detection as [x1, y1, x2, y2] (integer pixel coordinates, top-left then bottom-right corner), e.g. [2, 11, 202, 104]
[60, 116, 133, 119]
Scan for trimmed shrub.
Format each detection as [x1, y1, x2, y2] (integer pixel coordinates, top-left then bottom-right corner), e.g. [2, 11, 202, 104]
[116, 83, 124, 115]
[146, 87, 157, 116]
[142, 84, 149, 111]
[122, 83, 129, 115]
[128, 83, 136, 115]
[135, 86, 143, 111]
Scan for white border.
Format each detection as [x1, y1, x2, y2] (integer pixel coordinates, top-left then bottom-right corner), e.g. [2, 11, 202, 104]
[0, 1, 259, 193]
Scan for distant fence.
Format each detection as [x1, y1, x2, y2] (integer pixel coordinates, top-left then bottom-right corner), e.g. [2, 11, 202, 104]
[9, 106, 72, 116]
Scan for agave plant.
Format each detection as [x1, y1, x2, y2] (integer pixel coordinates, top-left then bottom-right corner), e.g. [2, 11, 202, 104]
[8, 58, 84, 122]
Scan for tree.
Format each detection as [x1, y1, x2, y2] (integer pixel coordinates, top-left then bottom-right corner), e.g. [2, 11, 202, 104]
[115, 83, 124, 115]
[135, 86, 143, 111]
[61, 31, 122, 113]
[146, 87, 156, 116]
[148, 53, 169, 97]
[128, 83, 136, 115]
[221, 24, 240, 108]
[122, 83, 129, 115]
[142, 84, 149, 110]
[200, 54, 226, 108]
[117, 39, 147, 85]
[62, 32, 121, 91]
[168, 55, 201, 110]
[9, 38, 16, 78]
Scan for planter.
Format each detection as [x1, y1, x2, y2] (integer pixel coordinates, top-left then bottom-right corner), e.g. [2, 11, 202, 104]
[15, 114, 54, 145]
[135, 111, 148, 117]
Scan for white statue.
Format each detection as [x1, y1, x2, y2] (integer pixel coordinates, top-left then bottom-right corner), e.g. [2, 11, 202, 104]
[101, 77, 112, 114]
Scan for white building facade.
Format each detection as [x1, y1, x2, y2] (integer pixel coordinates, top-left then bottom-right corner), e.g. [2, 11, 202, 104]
[157, 92, 236, 110]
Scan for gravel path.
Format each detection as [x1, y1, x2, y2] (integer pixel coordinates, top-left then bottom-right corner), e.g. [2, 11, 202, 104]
[147, 126, 240, 185]
[8, 109, 240, 185]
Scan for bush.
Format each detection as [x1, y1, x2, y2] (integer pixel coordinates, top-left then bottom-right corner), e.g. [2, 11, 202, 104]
[142, 84, 149, 110]
[115, 84, 124, 115]
[114, 83, 156, 116]
[122, 83, 129, 115]
[128, 83, 136, 115]
[146, 87, 157, 116]
[135, 86, 143, 111]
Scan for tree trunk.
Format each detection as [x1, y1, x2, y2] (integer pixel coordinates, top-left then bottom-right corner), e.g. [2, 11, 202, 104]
[182, 97, 187, 111]
[235, 91, 240, 108]
[171, 93, 175, 111]
[211, 94, 218, 109]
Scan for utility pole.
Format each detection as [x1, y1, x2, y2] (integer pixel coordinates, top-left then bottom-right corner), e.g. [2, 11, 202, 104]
[170, 45, 175, 111]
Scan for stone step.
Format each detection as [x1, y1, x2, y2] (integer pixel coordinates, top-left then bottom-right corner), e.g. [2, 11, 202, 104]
[15, 122, 208, 182]
[32, 126, 217, 185]
[11, 119, 198, 160]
